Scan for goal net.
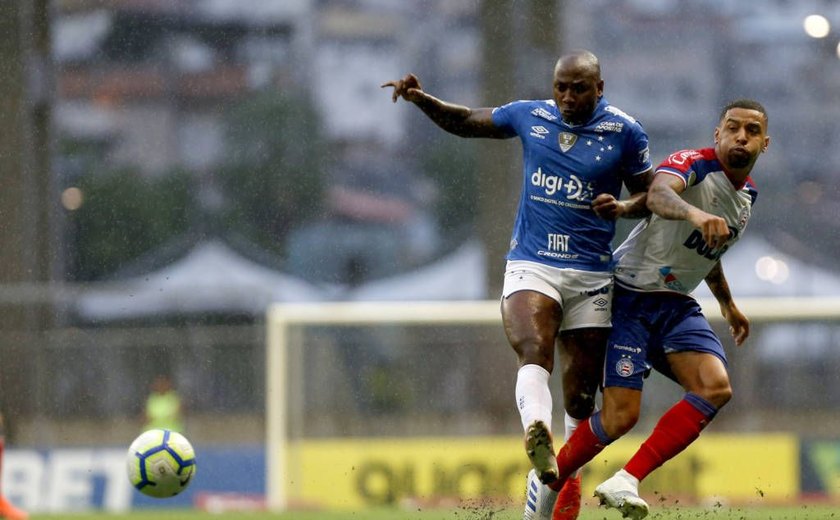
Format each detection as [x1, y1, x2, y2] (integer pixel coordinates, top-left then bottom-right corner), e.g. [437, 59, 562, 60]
[265, 297, 840, 511]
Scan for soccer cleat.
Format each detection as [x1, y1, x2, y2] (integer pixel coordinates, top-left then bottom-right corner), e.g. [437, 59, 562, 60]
[593, 470, 649, 520]
[524, 420, 559, 484]
[523, 468, 559, 520]
[552, 474, 581, 520]
[0, 496, 28, 520]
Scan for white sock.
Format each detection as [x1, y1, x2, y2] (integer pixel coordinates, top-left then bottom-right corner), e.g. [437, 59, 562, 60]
[563, 411, 580, 442]
[565, 405, 598, 477]
[515, 364, 552, 432]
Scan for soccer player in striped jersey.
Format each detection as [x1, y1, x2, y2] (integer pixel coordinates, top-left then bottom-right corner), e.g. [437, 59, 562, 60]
[383, 49, 653, 520]
[543, 99, 770, 520]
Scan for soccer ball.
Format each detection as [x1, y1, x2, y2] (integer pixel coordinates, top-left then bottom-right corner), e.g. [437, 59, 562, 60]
[126, 429, 197, 498]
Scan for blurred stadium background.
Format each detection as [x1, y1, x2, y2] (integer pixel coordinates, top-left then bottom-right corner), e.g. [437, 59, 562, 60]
[2, 0, 840, 516]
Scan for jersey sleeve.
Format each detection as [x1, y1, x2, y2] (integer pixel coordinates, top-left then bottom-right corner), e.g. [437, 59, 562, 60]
[655, 149, 703, 187]
[491, 101, 525, 138]
[620, 123, 652, 177]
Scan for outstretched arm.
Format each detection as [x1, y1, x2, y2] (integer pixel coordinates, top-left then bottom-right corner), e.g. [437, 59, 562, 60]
[647, 173, 731, 249]
[705, 261, 749, 346]
[382, 73, 510, 139]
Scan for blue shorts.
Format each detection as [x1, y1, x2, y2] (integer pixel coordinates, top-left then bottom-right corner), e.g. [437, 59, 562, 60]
[603, 284, 728, 390]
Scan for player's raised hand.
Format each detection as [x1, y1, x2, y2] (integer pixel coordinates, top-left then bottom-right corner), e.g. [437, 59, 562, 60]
[591, 193, 621, 220]
[381, 73, 424, 103]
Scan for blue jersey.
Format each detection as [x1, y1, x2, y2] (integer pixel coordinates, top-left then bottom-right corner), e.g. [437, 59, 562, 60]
[491, 97, 651, 272]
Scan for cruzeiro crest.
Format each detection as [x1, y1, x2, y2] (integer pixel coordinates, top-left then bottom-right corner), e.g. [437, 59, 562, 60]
[558, 132, 577, 152]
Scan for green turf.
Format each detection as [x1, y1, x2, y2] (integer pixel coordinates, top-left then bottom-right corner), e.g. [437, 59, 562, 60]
[26, 505, 840, 520]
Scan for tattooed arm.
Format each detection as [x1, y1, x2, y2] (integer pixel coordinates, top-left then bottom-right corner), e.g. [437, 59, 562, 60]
[646, 172, 731, 249]
[705, 261, 749, 346]
[382, 73, 510, 139]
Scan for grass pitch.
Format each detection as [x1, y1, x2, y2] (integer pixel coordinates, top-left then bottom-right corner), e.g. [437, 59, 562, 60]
[27, 504, 840, 520]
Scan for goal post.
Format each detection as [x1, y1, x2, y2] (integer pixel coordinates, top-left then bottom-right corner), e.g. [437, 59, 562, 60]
[265, 296, 840, 511]
[265, 300, 505, 511]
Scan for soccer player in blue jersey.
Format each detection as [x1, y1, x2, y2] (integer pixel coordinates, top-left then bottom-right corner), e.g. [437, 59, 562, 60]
[541, 100, 770, 519]
[383, 49, 653, 520]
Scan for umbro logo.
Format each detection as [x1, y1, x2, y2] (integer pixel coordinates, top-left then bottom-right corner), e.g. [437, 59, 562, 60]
[529, 125, 549, 139]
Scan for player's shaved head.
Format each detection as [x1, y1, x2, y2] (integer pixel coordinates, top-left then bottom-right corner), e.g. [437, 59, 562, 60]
[554, 49, 601, 81]
[552, 49, 603, 125]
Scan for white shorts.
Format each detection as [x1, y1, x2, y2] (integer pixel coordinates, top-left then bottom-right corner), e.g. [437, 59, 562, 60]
[502, 260, 613, 331]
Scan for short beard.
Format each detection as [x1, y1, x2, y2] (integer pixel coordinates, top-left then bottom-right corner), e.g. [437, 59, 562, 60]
[727, 151, 751, 169]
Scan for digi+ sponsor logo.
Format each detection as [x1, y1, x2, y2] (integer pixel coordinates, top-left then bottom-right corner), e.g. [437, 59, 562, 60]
[531, 167, 595, 201]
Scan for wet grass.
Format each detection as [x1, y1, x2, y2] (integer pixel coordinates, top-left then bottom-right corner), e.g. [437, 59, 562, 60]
[27, 503, 840, 520]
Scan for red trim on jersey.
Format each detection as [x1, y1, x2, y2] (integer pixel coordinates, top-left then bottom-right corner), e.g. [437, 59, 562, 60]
[654, 169, 688, 187]
[656, 148, 711, 185]
[658, 147, 757, 191]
